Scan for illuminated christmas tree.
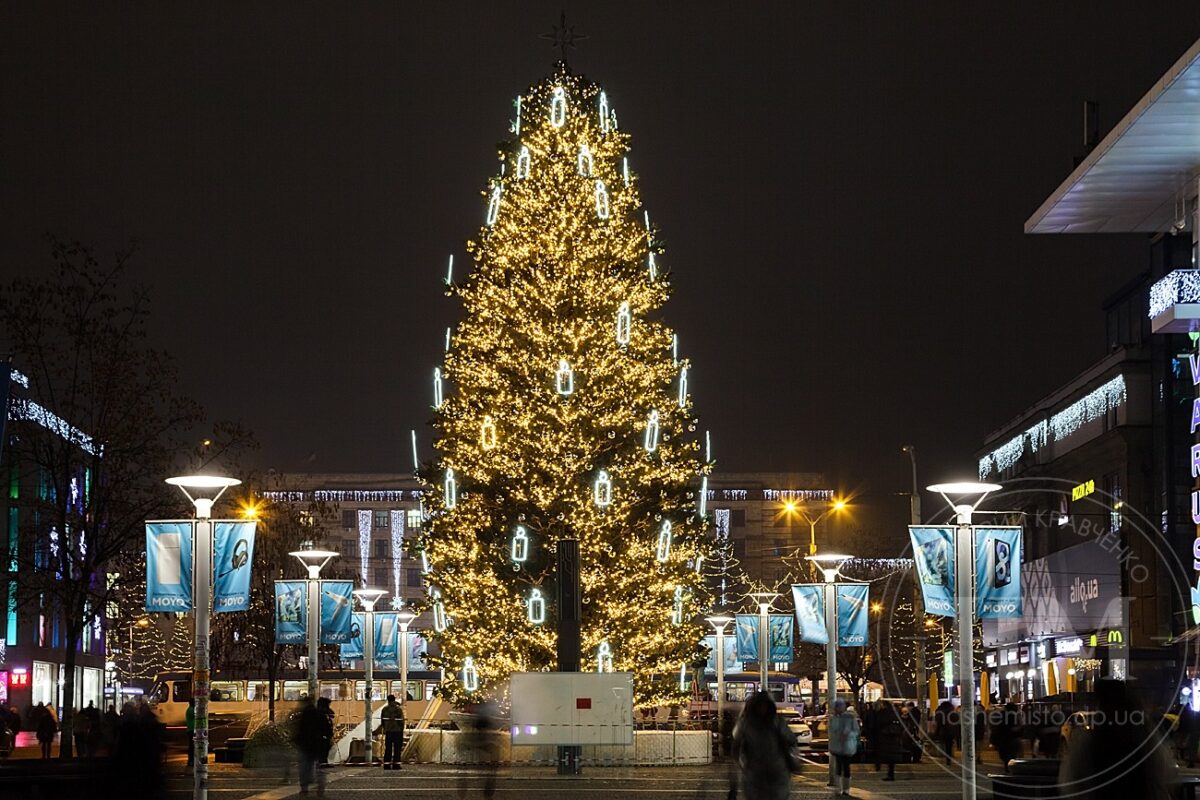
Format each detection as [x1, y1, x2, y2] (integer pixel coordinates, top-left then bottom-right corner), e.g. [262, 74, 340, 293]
[419, 62, 711, 706]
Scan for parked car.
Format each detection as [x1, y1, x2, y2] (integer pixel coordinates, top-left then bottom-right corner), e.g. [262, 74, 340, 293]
[777, 708, 814, 746]
[1060, 710, 1101, 753]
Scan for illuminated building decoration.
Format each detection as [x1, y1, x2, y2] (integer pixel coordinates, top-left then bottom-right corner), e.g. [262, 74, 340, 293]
[1149, 269, 1200, 320]
[357, 510, 372, 584]
[390, 510, 405, 601]
[419, 66, 710, 706]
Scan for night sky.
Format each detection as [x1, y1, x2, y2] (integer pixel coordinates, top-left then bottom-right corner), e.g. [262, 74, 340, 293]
[3, 4, 1200, 520]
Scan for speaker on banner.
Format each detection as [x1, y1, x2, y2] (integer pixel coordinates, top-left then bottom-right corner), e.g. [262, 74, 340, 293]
[909, 526, 956, 617]
[320, 581, 354, 644]
[275, 580, 307, 644]
[213, 521, 256, 613]
[975, 527, 1022, 618]
[146, 522, 193, 612]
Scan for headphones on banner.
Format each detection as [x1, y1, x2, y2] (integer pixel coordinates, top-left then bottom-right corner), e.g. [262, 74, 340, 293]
[350, 621, 362, 639]
[230, 538, 249, 571]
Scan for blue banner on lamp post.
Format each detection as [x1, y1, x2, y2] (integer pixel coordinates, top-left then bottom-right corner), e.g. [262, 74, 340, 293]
[975, 526, 1022, 618]
[768, 614, 794, 662]
[791, 584, 828, 645]
[836, 584, 870, 646]
[374, 611, 399, 668]
[275, 580, 307, 644]
[320, 581, 354, 644]
[910, 526, 956, 617]
[734, 614, 759, 662]
[145, 522, 194, 612]
[213, 521, 256, 613]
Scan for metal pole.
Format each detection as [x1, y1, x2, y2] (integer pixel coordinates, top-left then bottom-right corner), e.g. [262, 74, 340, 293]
[758, 602, 769, 695]
[307, 568, 320, 701]
[825, 578, 837, 787]
[956, 517, 976, 800]
[193, 515, 213, 800]
[363, 607, 374, 764]
[809, 519, 817, 557]
[399, 623, 409, 725]
[715, 624, 726, 756]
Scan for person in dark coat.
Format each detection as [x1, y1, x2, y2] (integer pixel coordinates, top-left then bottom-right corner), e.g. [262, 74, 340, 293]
[35, 703, 56, 758]
[989, 702, 1020, 770]
[877, 704, 907, 781]
[731, 691, 797, 800]
[294, 698, 332, 796]
[863, 701, 881, 771]
[317, 697, 335, 765]
[934, 701, 957, 765]
[905, 701, 923, 763]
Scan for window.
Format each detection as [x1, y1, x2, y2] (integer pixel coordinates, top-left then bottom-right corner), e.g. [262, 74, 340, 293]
[374, 539, 388, 558]
[406, 510, 422, 530]
[374, 510, 389, 529]
[406, 568, 421, 587]
[342, 538, 355, 556]
[731, 509, 746, 528]
[173, 681, 192, 703]
[341, 510, 356, 528]
[732, 540, 746, 559]
[771, 538, 786, 557]
[374, 567, 389, 587]
[211, 681, 244, 702]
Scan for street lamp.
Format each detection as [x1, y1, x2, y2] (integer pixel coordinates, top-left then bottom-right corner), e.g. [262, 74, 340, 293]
[783, 498, 847, 556]
[353, 587, 386, 765]
[398, 614, 417, 719]
[927, 480, 1001, 800]
[289, 542, 338, 701]
[165, 473, 241, 800]
[705, 614, 734, 756]
[806, 552, 853, 787]
[748, 592, 778, 698]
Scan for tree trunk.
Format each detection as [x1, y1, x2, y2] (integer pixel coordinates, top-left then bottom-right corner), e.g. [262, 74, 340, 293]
[58, 618, 81, 759]
[267, 649, 278, 722]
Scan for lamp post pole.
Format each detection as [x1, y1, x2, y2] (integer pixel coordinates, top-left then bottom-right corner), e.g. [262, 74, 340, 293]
[353, 589, 386, 765]
[397, 610, 417, 722]
[290, 545, 337, 702]
[903, 446, 928, 710]
[165, 474, 241, 800]
[806, 553, 852, 788]
[706, 615, 733, 756]
[749, 593, 777, 697]
[927, 481, 1001, 800]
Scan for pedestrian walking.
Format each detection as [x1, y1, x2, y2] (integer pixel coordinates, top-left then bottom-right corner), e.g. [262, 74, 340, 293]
[72, 705, 91, 757]
[1059, 680, 1176, 800]
[863, 700, 881, 771]
[935, 700, 956, 765]
[35, 703, 56, 758]
[877, 704, 906, 781]
[905, 701, 923, 763]
[828, 699, 860, 797]
[378, 694, 405, 769]
[293, 698, 331, 797]
[730, 691, 797, 800]
[318, 697, 335, 765]
[457, 700, 501, 800]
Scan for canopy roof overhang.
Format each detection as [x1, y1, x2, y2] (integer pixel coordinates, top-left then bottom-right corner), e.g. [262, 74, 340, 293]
[1026, 37, 1200, 234]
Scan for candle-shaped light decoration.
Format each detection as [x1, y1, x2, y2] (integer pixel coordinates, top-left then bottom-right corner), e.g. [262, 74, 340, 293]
[480, 415, 497, 450]
[410, 429, 419, 472]
[527, 588, 546, 625]
[433, 367, 444, 409]
[698, 475, 708, 518]
[513, 95, 521, 135]
[443, 468, 457, 509]
[445, 254, 454, 285]
[462, 656, 478, 692]
[511, 525, 529, 563]
[594, 180, 609, 220]
[550, 86, 567, 128]
[597, 641, 613, 673]
[486, 184, 502, 226]
[577, 144, 593, 177]
[648, 252, 657, 281]
[516, 145, 531, 179]
[432, 588, 447, 632]
[622, 157, 630, 185]
[671, 585, 684, 626]
[594, 470, 612, 507]
[705, 430, 712, 463]
[615, 301, 631, 346]
[679, 662, 689, 692]
[445, 327, 452, 353]
[672, 334, 679, 365]
[677, 365, 689, 408]
[599, 91, 610, 133]
[556, 359, 574, 396]
[694, 552, 704, 574]
[420, 549, 432, 575]
[643, 409, 660, 453]
[656, 519, 672, 562]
